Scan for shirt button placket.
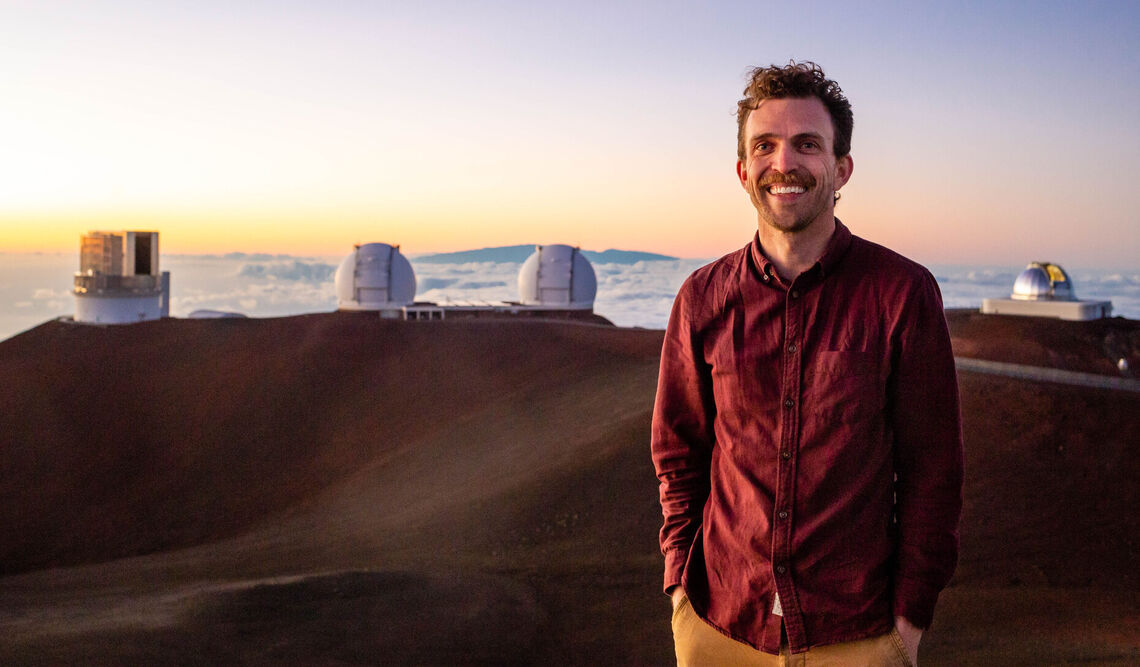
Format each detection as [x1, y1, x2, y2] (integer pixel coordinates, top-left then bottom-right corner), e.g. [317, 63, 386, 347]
[775, 283, 804, 643]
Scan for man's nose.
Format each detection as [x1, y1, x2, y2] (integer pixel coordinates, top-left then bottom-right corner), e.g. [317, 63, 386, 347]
[770, 144, 796, 173]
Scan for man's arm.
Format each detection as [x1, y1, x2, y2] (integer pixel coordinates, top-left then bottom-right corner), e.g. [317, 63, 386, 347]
[651, 279, 716, 595]
[889, 270, 964, 631]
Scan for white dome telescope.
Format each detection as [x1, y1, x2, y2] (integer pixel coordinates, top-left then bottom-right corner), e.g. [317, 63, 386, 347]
[335, 243, 416, 311]
[517, 244, 596, 308]
[1011, 262, 1074, 301]
[981, 260, 1110, 321]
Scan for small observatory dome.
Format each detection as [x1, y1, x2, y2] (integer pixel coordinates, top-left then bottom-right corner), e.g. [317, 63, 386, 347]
[188, 309, 247, 319]
[517, 244, 597, 308]
[1011, 262, 1075, 301]
[335, 243, 416, 311]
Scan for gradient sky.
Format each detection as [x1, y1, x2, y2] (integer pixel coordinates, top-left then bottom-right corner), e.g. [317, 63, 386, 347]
[2, 1, 1138, 267]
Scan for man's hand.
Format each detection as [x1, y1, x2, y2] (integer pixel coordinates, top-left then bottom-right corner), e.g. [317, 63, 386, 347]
[893, 615, 922, 665]
[669, 586, 686, 611]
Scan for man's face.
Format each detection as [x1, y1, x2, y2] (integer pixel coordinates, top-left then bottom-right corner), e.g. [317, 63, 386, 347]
[736, 97, 853, 234]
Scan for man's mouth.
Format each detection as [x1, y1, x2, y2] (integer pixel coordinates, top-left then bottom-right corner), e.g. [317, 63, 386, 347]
[759, 172, 816, 196]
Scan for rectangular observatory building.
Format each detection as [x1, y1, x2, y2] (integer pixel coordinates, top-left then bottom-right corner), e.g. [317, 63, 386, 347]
[73, 231, 170, 324]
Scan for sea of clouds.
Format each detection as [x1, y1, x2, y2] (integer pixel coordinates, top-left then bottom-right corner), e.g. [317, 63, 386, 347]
[2, 252, 1138, 342]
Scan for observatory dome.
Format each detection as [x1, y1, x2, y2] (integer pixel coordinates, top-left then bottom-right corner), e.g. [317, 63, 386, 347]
[517, 244, 596, 308]
[335, 243, 416, 311]
[1011, 262, 1074, 301]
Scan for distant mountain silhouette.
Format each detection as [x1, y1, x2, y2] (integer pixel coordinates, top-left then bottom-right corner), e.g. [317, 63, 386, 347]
[414, 245, 679, 264]
[586, 249, 680, 264]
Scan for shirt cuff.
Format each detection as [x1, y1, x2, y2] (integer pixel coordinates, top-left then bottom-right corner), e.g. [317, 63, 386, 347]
[663, 547, 689, 595]
[892, 575, 943, 629]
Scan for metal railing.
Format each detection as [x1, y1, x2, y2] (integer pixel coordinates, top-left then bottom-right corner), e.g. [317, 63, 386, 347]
[954, 357, 1140, 393]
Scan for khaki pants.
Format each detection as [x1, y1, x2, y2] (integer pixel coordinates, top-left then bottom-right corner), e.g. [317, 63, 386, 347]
[672, 595, 914, 666]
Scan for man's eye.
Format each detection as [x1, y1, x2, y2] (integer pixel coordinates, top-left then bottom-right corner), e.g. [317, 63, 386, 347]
[755, 142, 771, 152]
[800, 141, 820, 150]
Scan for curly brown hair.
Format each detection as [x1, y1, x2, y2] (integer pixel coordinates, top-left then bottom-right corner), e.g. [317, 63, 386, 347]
[736, 61, 853, 161]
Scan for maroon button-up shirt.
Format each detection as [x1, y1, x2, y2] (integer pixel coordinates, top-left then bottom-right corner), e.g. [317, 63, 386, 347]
[652, 220, 963, 653]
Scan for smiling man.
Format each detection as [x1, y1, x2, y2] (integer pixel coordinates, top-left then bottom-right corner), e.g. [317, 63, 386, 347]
[652, 62, 963, 665]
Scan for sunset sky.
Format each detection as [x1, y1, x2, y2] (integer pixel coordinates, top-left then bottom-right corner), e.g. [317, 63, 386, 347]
[2, 1, 1138, 267]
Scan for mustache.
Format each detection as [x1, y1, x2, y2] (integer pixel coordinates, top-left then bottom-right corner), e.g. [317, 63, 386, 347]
[758, 171, 817, 189]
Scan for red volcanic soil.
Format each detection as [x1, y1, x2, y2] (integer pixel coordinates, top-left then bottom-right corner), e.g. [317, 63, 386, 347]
[1, 312, 1138, 665]
[946, 308, 1140, 377]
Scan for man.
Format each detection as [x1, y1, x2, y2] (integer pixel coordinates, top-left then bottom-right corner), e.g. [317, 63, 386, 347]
[651, 61, 962, 665]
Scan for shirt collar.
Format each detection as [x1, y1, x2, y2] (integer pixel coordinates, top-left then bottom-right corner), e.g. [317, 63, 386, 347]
[748, 218, 854, 283]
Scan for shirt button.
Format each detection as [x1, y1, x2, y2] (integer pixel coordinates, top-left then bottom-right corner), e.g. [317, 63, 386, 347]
[784, 398, 795, 408]
[791, 290, 800, 299]
[781, 450, 791, 460]
[777, 510, 789, 520]
[776, 565, 787, 574]
[788, 343, 797, 353]
[762, 273, 770, 282]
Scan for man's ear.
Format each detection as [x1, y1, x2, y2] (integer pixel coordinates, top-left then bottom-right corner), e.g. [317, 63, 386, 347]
[736, 160, 749, 190]
[834, 155, 853, 189]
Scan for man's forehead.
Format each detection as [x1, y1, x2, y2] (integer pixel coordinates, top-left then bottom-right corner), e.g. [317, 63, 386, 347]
[745, 97, 833, 139]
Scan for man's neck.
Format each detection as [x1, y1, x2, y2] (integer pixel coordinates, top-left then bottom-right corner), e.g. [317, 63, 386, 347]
[757, 216, 836, 282]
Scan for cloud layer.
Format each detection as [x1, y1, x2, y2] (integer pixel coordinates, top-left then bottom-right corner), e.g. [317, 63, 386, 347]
[2, 253, 1138, 342]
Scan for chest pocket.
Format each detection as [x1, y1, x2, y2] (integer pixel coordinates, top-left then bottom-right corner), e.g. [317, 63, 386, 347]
[813, 350, 883, 424]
